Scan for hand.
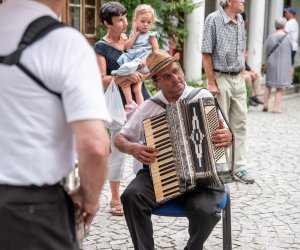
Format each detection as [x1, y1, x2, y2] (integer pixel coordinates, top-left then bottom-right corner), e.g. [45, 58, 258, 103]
[207, 80, 219, 97]
[133, 22, 141, 36]
[69, 187, 100, 227]
[139, 59, 146, 68]
[211, 119, 232, 147]
[130, 143, 158, 165]
[116, 71, 144, 88]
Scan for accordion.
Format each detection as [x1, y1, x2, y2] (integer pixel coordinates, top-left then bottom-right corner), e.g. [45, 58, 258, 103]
[143, 97, 234, 204]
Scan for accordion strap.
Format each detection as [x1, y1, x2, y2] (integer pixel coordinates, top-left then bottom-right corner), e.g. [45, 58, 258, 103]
[214, 99, 235, 175]
[150, 88, 203, 109]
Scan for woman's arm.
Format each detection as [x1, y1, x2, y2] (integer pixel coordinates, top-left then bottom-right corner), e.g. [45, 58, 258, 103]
[97, 54, 144, 89]
[97, 54, 113, 90]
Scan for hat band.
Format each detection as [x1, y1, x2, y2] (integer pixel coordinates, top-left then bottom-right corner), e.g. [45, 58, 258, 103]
[150, 57, 173, 76]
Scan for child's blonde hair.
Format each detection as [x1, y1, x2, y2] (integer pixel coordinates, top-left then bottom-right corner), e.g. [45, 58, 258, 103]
[132, 4, 158, 29]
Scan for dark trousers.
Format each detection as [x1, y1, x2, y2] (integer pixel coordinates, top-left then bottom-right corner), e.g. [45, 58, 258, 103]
[0, 184, 78, 250]
[121, 168, 225, 250]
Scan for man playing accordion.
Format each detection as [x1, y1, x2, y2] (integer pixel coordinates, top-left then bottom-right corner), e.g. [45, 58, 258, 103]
[114, 49, 233, 250]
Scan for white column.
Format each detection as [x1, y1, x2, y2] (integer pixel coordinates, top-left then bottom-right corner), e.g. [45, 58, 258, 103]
[247, 0, 266, 75]
[215, 0, 219, 10]
[268, 0, 284, 35]
[183, 0, 205, 83]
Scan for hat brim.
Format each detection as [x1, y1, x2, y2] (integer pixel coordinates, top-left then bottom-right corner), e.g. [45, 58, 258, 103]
[145, 53, 180, 80]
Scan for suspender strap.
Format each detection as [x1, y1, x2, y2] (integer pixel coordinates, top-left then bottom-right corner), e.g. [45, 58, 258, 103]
[16, 62, 62, 98]
[183, 88, 202, 101]
[149, 88, 203, 109]
[149, 95, 167, 109]
[214, 98, 235, 174]
[0, 16, 65, 99]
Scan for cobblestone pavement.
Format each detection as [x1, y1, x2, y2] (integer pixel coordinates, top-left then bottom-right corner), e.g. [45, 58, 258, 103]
[83, 93, 300, 250]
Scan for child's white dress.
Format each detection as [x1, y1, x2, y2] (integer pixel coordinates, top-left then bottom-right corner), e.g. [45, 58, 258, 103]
[112, 31, 159, 76]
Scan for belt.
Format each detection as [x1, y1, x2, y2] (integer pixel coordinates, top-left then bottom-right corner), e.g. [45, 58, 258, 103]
[213, 70, 241, 76]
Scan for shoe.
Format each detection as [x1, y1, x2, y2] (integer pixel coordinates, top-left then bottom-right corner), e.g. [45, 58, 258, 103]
[110, 202, 124, 216]
[234, 170, 255, 184]
[262, 106, 268, 112]
[248, 99, 258, 107]
[125, 101, 138, 117]
[251, 96, 263, 105]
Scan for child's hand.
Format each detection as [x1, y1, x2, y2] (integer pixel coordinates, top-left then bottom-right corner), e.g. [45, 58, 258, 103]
[133, 22, 141, 36]
[139, 59, 146, 68]
[121, 33, 128, 41]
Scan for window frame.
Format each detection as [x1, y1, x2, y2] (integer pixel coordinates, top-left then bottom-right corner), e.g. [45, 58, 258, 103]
[66, 0, 100, 39]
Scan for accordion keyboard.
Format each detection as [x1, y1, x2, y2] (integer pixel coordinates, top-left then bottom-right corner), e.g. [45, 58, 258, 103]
[144, 112, 181, 203]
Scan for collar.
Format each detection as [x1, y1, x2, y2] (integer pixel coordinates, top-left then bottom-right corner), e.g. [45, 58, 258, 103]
[158, 84, 191, 104]
[220, 7, 244, 25]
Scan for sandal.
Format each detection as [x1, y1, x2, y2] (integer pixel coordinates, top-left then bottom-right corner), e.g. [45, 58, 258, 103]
[272, 109, 282, 113]
[262, 107, 268, 112]
[110, 202, 124, 216]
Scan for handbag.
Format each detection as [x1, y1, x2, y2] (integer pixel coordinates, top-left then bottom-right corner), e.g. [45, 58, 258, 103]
[104, 78, 127, 130]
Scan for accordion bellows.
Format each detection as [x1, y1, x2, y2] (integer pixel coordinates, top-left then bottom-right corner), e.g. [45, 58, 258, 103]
[143, 97, 234, 204]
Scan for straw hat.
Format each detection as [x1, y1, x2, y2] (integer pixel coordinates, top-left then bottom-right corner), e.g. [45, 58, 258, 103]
[145, 49, 180, 80]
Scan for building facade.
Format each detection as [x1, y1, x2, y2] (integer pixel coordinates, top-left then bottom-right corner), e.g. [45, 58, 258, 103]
[2, 0, 299, 82]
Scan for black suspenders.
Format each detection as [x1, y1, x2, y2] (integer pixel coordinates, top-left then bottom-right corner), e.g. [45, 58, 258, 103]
[150, 88, 203, 109]
[0, 16, 66, 99]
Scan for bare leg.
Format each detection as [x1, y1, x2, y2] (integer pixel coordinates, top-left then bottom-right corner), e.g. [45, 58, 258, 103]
[273, 88, 283, 113]
[132, 81, 144, 105]
[110, 180, 124, 216]
[263, 85, 271, 111]
[121, 85, 133, 105]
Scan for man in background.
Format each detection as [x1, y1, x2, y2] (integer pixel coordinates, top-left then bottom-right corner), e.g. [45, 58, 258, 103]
[202, 0, 255, 184]
[0, 0, 110, 249]
[284, 6, 299, 79]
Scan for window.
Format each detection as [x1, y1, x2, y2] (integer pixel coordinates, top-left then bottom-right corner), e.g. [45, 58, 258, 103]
[68, 0, 81, 31]
[67, 0, 99, 37]
[85, 0, 96, 35]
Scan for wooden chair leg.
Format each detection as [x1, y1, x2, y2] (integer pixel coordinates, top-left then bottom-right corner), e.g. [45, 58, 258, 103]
[223, 185, 232, 250]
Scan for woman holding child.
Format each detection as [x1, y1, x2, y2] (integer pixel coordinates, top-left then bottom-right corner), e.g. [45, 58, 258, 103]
[94, 1, 152, 216]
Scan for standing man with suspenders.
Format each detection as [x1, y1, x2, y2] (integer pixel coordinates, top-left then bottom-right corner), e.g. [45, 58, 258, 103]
[202, 0, 255, 184]
[0, 1, 110, 249]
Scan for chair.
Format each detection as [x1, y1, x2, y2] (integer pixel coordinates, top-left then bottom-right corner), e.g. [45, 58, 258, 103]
[152, 185, 232, 250]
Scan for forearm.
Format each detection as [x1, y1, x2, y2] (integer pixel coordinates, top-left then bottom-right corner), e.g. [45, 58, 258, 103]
[102, 75, 114, 90]
[124, 34, 139, 50]
[115, 133, 158, 165]
[74, 121, 110, 205]
[202, 53, 215, 84]
[114, 133, 137, 155]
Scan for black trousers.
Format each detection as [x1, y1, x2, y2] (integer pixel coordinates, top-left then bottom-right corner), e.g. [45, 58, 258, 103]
[0, 184, 78, 250]
[121, 168, 225, 250]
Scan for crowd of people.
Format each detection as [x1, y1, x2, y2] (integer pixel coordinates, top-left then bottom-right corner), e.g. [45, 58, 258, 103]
[0, 0, 298, 249]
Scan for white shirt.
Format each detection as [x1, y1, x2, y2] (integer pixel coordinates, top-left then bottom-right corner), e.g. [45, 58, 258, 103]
[120, 86, 212, 174]
[285, 18, 299, 51]
[0, 0, 111, 185]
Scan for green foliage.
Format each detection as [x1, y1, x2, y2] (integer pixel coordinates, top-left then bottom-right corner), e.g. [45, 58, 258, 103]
[293, 66, 300, 84]
[97, 0, 199, 50]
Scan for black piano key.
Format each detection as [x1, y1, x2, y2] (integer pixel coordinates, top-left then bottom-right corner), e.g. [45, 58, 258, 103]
[153, 130, 169, 139]
[157, 150, 172, 160]
[161, 176, 178, 186]
[157, 152, 173, 162]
